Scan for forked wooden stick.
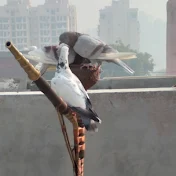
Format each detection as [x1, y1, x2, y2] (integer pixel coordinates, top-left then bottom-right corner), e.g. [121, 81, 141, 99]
[6, 41, 85, 176]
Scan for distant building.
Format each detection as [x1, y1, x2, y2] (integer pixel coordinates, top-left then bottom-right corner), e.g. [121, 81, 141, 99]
[69, 5, 77, 32]
[139, 11, 166, 71]
[128, 8, 140, 51]
[98, 0, 140, 51]
[0, 0, 77, 51]
[166, 0, 176, 75]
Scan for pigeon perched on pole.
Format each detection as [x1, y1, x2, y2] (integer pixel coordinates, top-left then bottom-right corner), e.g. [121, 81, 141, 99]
[23, 32, 136, 75]
[50, 43, 101, 132]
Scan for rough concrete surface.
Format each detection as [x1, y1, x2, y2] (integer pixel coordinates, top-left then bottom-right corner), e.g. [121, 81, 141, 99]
[1, 88, 176, 175]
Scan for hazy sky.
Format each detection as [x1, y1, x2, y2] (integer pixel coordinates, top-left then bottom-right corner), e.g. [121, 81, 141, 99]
[0, 0, 168, 31]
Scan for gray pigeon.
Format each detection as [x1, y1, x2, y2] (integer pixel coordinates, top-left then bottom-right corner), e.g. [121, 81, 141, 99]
[59, 32, 136, 75]
[23, 32, 136, 75]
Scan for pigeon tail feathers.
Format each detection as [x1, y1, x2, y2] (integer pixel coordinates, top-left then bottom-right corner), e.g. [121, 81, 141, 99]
[95, 52, 135, 75]
[112, 58, 135, 75]
[69, 106, 101, 123]
[85, 120, 98, 132]
[97, 52, 137, 61]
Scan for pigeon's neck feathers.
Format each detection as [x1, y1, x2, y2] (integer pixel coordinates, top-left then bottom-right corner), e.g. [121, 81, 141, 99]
[56, 46, 70, 73]
[54, 69, 72, 78]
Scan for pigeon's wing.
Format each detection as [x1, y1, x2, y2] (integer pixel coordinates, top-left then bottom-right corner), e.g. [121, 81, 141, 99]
[23, 49, 58, 65]
[113, 58, 135, 75]
[73, 34, 105, 59]
[70, 106, 101, 123]
[51, 75, 84, 101]
[72, 73, 89, 98]
[72, 74, 98, 115]
[96, 52, 137, 61]
[81, 118, 98, 132]
[95, 52, 136, 75]
[35, 62, 50, 76]
[71, 74, 101, 122]
[51, 76, 100, 123]
[69, 74, 101, 123]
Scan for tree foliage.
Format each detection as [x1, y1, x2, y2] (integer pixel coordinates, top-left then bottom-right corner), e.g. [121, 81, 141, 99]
[101, 40, 155, 77]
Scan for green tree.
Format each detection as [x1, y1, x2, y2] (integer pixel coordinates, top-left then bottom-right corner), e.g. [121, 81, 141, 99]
[101, 40, 155, 78]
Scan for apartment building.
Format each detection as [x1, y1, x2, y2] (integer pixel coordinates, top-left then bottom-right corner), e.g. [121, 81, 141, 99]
[0, 0, 77, 51]
[98, 0, 140, 51]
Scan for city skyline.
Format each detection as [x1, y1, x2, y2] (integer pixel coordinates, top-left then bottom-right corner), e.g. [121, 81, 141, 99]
[0, 0, 77, 50]
[0, 0, 167, 70]
[98, 0, 140, 51]
[0, 0, 168, 32]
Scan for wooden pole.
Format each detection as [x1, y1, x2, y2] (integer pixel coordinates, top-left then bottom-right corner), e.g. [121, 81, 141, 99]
[5, 41, 86, 176]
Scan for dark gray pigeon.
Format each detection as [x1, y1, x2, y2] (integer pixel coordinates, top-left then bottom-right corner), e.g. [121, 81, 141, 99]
[59, 32, 136, 74]
[24, 32, 136, 75]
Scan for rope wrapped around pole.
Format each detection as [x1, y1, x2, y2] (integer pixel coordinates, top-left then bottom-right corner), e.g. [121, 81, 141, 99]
[5, 41, 85, 176]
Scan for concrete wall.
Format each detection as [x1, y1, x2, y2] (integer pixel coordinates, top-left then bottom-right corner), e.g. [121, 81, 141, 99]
[28, 76, 176, 91]
[91, 76, 176, 89]
[1, 89, 176, 176]
[0, 78, 28, 92]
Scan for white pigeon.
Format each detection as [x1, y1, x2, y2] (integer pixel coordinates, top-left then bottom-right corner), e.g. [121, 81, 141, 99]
[50, 43, 101, 132]
[23, 32, 136, 76]
[23, 45, 76, 76]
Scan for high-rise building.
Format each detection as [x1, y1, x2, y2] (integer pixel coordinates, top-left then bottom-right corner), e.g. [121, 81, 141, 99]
[0, 0, 77, 51]
[29, 0, 70, 47]
[128, 8, 140, 51]
[98, 0, 140, 51]
[166, 0, 176, 75]
[69, 5, 77, 32]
